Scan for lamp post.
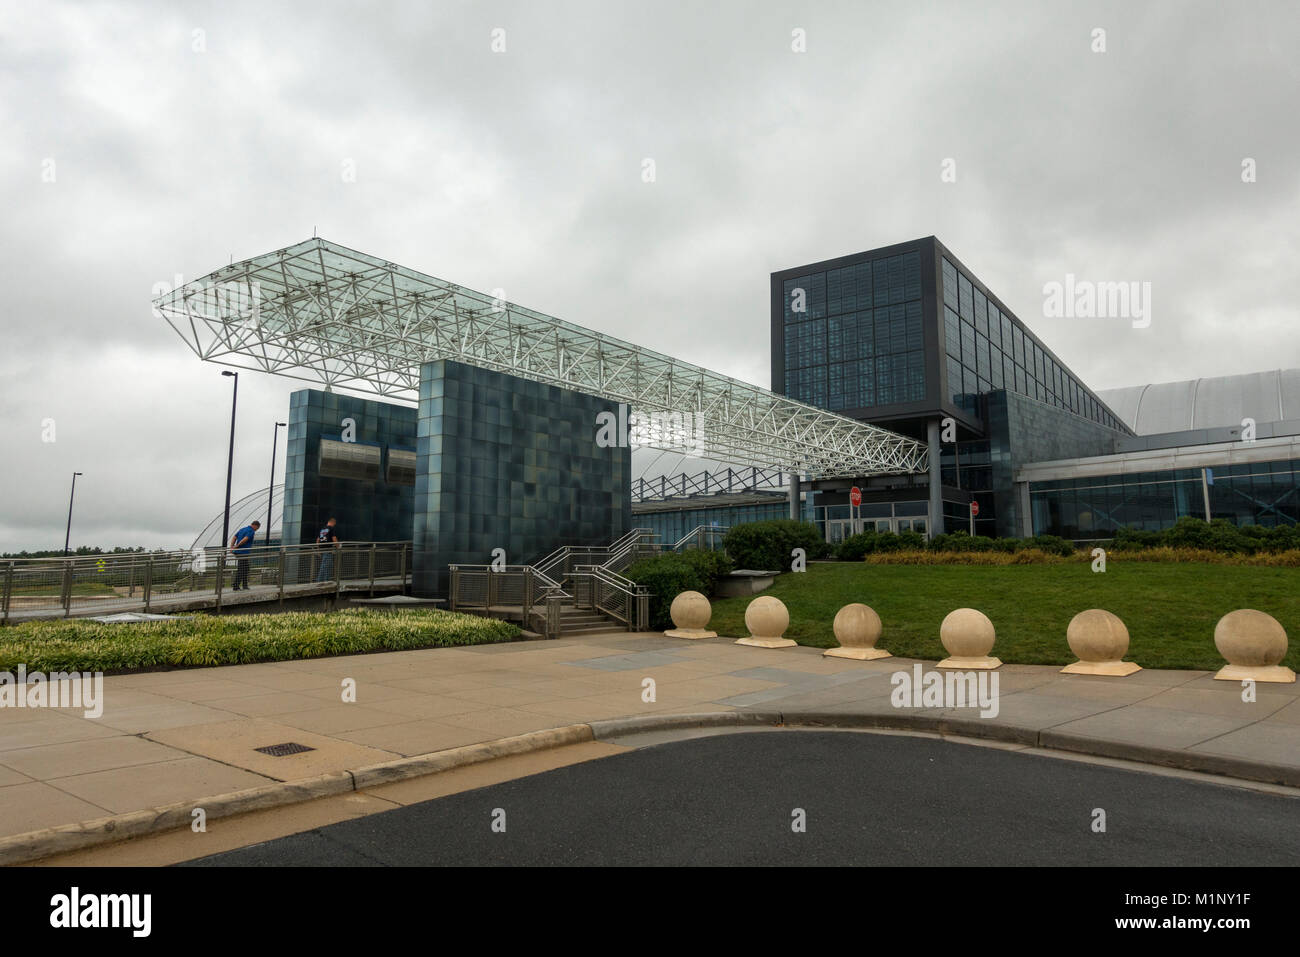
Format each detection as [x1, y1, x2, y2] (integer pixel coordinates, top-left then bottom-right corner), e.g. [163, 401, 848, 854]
[63, 471, 83, 555]
[220, 371, 239, 551]
[267, 421, 286, 544]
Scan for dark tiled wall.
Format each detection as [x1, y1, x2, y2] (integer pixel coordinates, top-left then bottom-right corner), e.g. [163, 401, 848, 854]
[987, 390, 1124, 536]
[412, 360, 631, 597]
[282, 390, 417, 548]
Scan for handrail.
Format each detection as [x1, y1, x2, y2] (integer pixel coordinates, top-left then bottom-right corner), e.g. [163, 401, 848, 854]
[447, 563, 572, 638]
[570, 563, 649, 631]
[2, 541, 414, 623]
[531, 528, 655, 583]
[573, 562, 644, 593]
[2, 541, 414, 567]
[446, 524, 712, 637]
[448, 562, 563, 590]
[670, 524, 727, 551]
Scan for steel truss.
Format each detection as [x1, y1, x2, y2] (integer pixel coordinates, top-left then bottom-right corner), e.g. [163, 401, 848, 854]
[155, 237, 928, 479]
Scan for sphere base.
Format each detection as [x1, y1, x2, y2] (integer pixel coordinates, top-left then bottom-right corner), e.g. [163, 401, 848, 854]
[665, 628, 717, 640]
[1213, 664, 1296, 684]
[824, 646, 892, 660]
[937, 655, 1002, 670]
[1061, 659, 1142, 677]
[735, 636, 797, 649]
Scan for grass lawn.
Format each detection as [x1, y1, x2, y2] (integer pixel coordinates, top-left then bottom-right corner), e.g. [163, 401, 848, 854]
[0, 608, 521, 674]
[708, 562, 1300, 671]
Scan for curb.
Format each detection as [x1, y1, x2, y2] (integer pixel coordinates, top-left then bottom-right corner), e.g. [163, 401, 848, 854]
[4, 711, 1296, 865]
[588, 710, 1299, 787]
[587, 711, 784, 738]
[0, 724, 592, 867]
[349, 725, 593, 789]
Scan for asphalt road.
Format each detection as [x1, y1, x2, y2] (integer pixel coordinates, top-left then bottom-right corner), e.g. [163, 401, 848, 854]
[185, 731, 1300, 866]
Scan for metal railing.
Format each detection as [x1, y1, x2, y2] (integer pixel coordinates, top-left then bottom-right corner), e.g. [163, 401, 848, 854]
[671, 524, 727, 552]
[601, 524, 727, 570]
[444, 524, 722, 638]
[571, 565, 650, 631]
[1, 542, 412, 623]
[447, 564, 571, 638]
[532, 528, 656, 585]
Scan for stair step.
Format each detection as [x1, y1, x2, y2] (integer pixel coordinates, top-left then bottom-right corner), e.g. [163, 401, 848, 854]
[560, 623, 624, 635]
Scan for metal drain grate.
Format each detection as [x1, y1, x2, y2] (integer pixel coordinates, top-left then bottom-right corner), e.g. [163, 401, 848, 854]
[254, 742, 316, 757]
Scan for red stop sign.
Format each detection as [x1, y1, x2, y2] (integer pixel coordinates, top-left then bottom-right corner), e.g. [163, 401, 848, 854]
[850, 487, 862, 507]
[970, 501, 980, 517]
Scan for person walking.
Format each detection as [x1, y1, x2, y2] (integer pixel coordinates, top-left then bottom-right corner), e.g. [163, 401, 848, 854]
[314, 517, 339, 582]
[230, 520, 260, 591]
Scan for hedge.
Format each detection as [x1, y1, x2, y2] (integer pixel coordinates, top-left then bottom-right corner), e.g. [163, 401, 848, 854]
[704, 516, 1298, 571]
[625, 550, 734, 630]
[723, 520, 828, 570]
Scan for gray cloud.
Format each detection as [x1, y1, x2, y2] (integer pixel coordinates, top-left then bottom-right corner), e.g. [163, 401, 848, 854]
[1, 0, 1297, 551]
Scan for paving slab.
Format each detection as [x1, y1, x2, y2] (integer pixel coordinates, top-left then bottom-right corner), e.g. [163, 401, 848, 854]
[0, 711, 123, 749]
[1046, 704, 1255, 750]
[937, 691, 1126, 727]
[89, 700, 242, 734]
[1263, 699, 1300, 725]
[332, 718, 495, 756]
[0, 781, 112, 833]
[1138, 686, 1295, 720]
[143, 718, 398, 780]
[1190, 722, 1300, 766]
[50, 756, 272, 813]
[0, 735, 184, 780]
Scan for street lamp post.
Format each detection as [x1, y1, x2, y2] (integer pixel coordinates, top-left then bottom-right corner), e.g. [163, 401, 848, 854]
[220, 371, 239, 551]
[267, 421, 286, 544]
[63, 471, 83, 555]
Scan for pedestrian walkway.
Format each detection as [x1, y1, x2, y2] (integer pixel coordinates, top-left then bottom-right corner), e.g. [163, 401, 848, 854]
[0, 631, 1296, 858]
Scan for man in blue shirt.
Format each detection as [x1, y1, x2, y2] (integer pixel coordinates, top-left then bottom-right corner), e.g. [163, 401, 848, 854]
[314, 517, 339, 582]
[230, 520, 260, 591]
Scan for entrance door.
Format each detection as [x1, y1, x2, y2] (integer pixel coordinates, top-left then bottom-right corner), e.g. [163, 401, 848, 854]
[826, 514, 929, 541]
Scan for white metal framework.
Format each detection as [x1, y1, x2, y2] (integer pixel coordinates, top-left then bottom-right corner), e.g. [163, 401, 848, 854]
[154, 237, 928, 478]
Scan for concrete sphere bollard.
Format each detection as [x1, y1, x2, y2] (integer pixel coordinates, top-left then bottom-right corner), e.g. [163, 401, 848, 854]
[824, 603, 891, 660]
[937, 608, 1001, 670]
[1213, 609, 1295, 683]
[1061, 609, 1141, 677]
[735, 595, 796, 649]
[664, 590, 717, 640]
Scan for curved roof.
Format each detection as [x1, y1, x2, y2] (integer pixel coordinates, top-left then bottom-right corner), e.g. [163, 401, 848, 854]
[1097, 369, 1300, 435]
[191, 485, 283, 551]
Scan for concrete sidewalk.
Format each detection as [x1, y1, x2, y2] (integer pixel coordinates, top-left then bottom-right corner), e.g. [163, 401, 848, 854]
[1, 631, 1297, 858]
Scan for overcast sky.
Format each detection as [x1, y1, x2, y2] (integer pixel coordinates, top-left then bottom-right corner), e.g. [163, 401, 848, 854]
[1, 0, 1297, 552]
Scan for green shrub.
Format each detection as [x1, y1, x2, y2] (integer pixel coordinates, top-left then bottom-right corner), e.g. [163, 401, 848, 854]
[1110, 526, 1163, 551]
[928, 530, 999, 552]
[1105, 518, 1300, 554]
[1027, 534, 1077, 557]
[1161, 517, 1258, 554]
[723, 520, 827, 571]
[1264, 524, 1300, 551]
[870, 530, 927, 552]
[678, 548, 735, 587]
[625, 550, 734, 630]
[834, 531, 879, 561]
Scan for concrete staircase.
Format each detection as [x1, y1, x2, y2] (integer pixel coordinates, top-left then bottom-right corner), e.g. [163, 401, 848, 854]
[555, 603, 623, 636]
